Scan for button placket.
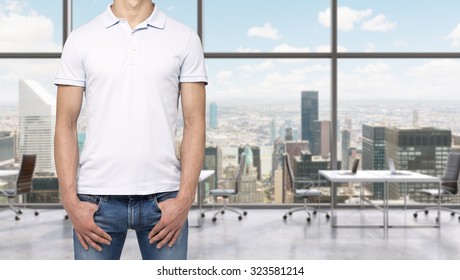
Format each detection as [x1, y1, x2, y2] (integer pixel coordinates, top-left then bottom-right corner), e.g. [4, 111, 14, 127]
[129, 31, 138, 66]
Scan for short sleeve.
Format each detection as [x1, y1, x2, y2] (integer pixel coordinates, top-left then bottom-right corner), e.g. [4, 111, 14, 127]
[179, 30, 208, 85]
[54, 32, 86, 88]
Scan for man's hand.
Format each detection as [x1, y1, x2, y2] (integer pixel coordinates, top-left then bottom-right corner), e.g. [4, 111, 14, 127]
[66, 200, 112, 252]
[148, 196, 191, 249]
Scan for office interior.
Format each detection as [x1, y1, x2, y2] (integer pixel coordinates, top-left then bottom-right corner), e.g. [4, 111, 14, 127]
[1, 0, 460, 260]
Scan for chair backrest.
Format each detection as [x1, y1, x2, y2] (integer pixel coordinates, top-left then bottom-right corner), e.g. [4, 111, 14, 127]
[15, 154, 36, 195]
[283, 153, 295, 192]
[234, 153, 246, 194]
[283, 153, 313, 193]
[441, 152, 460, 194]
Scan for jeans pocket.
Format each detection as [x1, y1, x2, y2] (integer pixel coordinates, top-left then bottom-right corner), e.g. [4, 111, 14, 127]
[77, 194, 103, 214]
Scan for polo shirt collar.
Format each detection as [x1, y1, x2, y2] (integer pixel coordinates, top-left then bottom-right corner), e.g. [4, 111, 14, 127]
[100, 4, 166, 29]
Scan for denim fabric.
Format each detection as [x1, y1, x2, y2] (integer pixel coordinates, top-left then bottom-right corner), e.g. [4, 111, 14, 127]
[73, 191, 188, 260]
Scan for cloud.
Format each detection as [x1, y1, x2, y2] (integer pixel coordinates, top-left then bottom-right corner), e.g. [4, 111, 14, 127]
[318, 7, 372, 31]
[0, 0, 61, 103]
[247, 23, 282, 40]
[361, 14, 396, 32]
[354, 62, 391, 74]
[272, 44, 310, 52]
[365, 43, 377, 52]
[405, 60, 460, 99]
[236, 47, 261, 52]
[216, 70, 232, 84]
[393, 39, 408, 48]
[446, 23, 460, 47]
[0, 0, 60, 51]
[239, 61, 274, 73]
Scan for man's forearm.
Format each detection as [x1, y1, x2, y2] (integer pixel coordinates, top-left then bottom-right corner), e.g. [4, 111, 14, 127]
[54, 122, 80, 208]
[177, 121, 206, 207]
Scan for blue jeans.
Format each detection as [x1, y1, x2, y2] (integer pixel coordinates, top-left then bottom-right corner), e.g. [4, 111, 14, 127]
[73, 191, 188, 260]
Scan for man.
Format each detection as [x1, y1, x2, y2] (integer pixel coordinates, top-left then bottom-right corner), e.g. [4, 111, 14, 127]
[54, 0, 207, 260]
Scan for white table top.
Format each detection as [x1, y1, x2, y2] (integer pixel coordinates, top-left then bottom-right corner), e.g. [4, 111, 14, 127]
[199, 170, 215, 182]
[319, 170, 386, 182]
[0, 170, 19, 177]
[319, 170, 440, 183]
[368, 170, 441, 183]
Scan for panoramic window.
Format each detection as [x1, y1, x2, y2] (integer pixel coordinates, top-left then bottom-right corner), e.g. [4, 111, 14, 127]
[1, 1, 459, 207]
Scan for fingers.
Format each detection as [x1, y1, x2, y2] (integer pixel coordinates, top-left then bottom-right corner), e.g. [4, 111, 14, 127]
[76, 232, 88, 251]
[147, 198, 189, 249]
[150, 226, 180, 249]
[71, 201, 112, 251]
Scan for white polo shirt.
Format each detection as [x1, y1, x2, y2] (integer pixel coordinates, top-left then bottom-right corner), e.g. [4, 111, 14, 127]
[55, 5, 207, 195]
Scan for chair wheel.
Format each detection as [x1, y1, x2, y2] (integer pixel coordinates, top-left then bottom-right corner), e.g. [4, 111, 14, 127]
[326, 214, 330, 219]
[65, 215, 69, 220]
[34, 211, 39, 216]
[15, 216, 20, 221]
[436, 217, 439, 222]
[458, 216, 460, 221]
[238, 216, 242, 221]
[413, 213, 418, 218]
[313, 210, 317, 215]
[306, 217, 311, 223]
[18, 209, 23, 214]
[243, 211, 247, 216]
[288, 212, 293, 216]
[451, 212, 456, 216]
[201, 213, 205, 218]
[424, 210, 429, 215]
[221, 210, 225, 215]
[283, 215, 287, 220]
[212, 217, 217, 222]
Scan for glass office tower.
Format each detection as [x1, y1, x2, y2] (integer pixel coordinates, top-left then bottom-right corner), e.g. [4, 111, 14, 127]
[0, 131, 15, 167]
[209, 102, 218, 129]
[301, 91, 318, 153]
[385, 127, 451, 202]
[18, 79, 56, 175]
[362, 124, 386, 200]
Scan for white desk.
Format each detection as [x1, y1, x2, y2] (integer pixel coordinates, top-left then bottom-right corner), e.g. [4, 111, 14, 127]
[319, 170, 441, 229]
[0, 170, 18, 186]
[319, 170, 387, 228]
[0, 170, 19, 177]
[369, 170, 441, 228]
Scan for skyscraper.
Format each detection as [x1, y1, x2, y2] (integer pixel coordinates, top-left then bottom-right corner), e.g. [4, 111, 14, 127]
[301, 91, 318, 152]
[203, 146, 218, 202]
[209, 102, 218, 129]
[385, 127, 451, 201]
[239, 145, 261, 181]
[0, 131, 15, 167]
[341, 129, 351, 170]
[313, 120, 331, 157]
[284, 127, 293, 141]
[270, 118, 276, 144]
[362, 124, 386, 200]
[18, 79, 56, 174]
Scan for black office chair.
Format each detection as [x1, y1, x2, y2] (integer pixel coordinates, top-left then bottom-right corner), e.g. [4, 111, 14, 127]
[413, 152, 460, 221]
[282, 153, 330, 223]
[201, 153, 247, 222]
[0, 154, 38, 221]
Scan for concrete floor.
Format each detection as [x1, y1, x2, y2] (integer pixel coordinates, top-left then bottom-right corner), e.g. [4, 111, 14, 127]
[1, 207, 459, 260]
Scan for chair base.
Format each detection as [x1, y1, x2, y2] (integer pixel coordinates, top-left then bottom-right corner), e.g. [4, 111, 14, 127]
[283, 199, 330, 223]
[413, 206, 460, 222]
[200, 197, 247, 222]
[0, 203, 39, 221]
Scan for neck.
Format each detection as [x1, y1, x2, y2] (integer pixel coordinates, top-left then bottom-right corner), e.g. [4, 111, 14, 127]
[111, 0, 154, 28]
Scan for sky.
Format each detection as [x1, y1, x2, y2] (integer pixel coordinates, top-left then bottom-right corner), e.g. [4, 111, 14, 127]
[1, 0, 460, 105]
